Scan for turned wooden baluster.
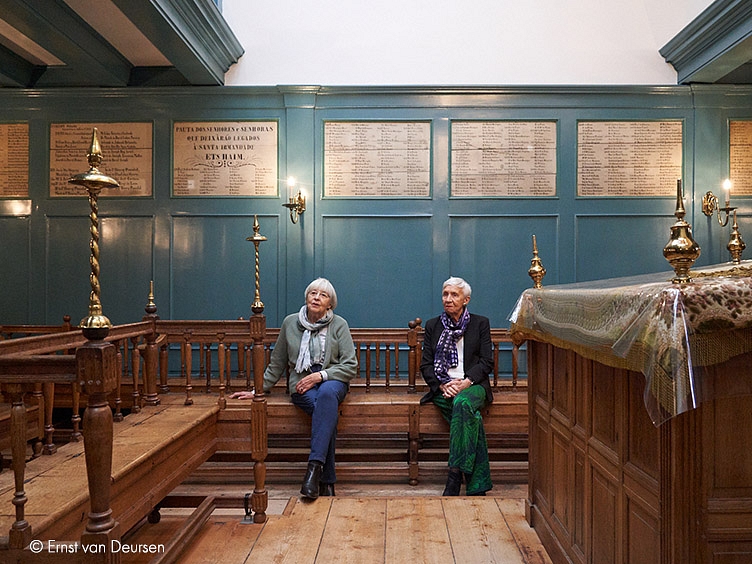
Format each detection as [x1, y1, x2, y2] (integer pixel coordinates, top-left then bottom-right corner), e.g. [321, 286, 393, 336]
[183, 331, 193, 406]
[31, 383, 43, 456]
[217, 333, 227, 409]
[42, 382, 56, 454]
[130, 336, 141, 412]
[6, 384, 32, 549]
[113, 340, 124, 422]
[70, 381, 82, 442]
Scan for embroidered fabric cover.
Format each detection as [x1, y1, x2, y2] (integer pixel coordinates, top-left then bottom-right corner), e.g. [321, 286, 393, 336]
[509, 261, 752, 425]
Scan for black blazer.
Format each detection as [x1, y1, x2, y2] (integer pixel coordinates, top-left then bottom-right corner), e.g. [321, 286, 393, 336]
[419, 313, 494, 404]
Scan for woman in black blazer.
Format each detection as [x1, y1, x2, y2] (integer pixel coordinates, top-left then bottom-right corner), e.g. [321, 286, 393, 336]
[420, 277, 494, 496]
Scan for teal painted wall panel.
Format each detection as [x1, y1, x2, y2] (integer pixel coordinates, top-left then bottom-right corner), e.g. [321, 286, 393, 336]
[99, 216, 155, 324]
[0, 216, 31, 324]
[319, 215, 434, 327]
[46, 216, 91, 325]
[575, 215, 674, 282]
[0, 85, 749, 328]
[448, 215, 560, 326]
[171, 214, 280, 321]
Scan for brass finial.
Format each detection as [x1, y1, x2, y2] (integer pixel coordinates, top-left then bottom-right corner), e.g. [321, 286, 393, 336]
[68, 128, 120, 339]
[528, 234, 546, 288]
[663, 179, 700, 284]
[145, 280, 157, 315]
[246, 215, 267, 314]
[727, 209, 746, 264]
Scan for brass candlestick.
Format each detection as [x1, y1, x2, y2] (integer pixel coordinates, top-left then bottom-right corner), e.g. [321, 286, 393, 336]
[727, 209, 746, 264]
[68, 128, 120, 339]
[663, 179, 700, 284]
[528, 234, 546, 288]
[246, 215, 267, 314]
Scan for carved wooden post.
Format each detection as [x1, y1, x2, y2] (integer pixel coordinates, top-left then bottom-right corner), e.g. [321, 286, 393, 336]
[141, 281, 160, 406]
[247, 214, 268, 523]
[250, 313, 268, 523]
[78, 339, 121, 562]
[7, 384, 32, 549]
[407, 318, 422, 394]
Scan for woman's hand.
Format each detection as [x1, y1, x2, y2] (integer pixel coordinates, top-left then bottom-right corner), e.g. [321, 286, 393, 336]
[440, 378, 472, 398]
[229, 390, 255, 400]
[295, 372, 323, 394]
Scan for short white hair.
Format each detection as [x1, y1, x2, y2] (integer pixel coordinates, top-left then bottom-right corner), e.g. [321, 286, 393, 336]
[443, 276, 471, 298]
[305, 277, 337, 309]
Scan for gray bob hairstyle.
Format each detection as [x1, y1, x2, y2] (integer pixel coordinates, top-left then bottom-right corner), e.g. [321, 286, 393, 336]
[443, 276, 472, 298]
[305, 277, 338, 309]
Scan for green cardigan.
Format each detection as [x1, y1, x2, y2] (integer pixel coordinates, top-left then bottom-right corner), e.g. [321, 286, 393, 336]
[262, 312, 358, 394]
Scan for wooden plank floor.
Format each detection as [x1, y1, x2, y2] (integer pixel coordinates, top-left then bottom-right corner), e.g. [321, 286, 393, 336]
[122, 483, 552, 564]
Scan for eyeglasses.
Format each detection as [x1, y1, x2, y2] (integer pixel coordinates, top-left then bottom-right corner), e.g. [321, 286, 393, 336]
[308, 290, 329, 299]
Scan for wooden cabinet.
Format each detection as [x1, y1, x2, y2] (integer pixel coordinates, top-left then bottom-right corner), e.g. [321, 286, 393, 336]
[527, 339, 752, 564]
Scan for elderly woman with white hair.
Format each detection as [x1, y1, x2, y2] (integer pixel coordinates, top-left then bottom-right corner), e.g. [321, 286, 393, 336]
[420, 276, 494, 496]
[231, 277, 357, 499]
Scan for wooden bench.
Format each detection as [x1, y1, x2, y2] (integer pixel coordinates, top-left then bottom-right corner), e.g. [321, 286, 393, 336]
[183, 320, 528, 486]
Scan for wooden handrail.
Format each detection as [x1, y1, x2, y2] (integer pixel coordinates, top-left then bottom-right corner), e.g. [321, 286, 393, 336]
[0, 340, 121, 556]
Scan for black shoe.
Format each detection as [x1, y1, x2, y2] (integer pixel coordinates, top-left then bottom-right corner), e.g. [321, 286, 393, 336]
[301, 461, 323, 499]
[319, 482, 335, 496]
[442, 469, 462, 496]
[468, 491, 486, 496]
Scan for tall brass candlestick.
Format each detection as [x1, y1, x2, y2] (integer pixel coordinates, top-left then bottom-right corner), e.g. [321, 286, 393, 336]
[663, 179, 700, 284]
[246, 215, 267, 314]
[68, 128, 120, 339]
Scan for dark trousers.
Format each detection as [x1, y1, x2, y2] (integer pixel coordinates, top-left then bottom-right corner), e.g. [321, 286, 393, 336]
[291, 379, 348, 484]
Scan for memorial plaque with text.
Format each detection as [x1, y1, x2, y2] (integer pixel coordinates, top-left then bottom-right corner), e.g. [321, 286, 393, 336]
[173, 121, 278, 197]
[0, 123, 29, 198]
[730, 121, 752, 196]
[451, 121, 557, 197]
[324, 121, 431, 197]
[577, 121, 682, 197]
[50, 122, 152, 197]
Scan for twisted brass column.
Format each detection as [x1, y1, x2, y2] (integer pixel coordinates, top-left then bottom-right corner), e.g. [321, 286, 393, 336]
[68, 127, 119, 339]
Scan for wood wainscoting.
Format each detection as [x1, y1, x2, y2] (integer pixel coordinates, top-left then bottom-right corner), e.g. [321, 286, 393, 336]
[527, 339, 752, 564]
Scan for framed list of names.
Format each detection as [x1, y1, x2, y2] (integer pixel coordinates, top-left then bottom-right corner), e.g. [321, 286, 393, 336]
[0, 123, 29, 198]
[50, 122, 152, 197]
[324, 121, 431, 197]
[577, 121, 682, 197]
[173, 121, 278, 197]
[730, 121, 752, 196]
[451, 121, 557, 197]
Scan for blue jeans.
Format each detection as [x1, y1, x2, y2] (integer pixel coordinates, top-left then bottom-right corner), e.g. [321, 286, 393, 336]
[291, 379, 348, 484]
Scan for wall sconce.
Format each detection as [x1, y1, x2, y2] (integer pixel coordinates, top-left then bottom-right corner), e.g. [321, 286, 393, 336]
[702, 178, 735, 227]
[282, 176, 306, 224]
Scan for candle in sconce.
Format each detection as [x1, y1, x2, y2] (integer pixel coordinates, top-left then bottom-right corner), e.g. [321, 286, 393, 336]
[287, 176, 296, 201]
[723, 178, 732, 207]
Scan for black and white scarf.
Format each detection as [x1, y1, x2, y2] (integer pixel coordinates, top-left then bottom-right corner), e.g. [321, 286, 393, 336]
[433, 308, 470, 384]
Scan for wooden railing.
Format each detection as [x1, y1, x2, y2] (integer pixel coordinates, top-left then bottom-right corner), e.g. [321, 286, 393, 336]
[0, 312, 524, 558]
[0, 338, 124, 561]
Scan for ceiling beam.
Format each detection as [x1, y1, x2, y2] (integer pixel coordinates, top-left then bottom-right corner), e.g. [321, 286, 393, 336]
[0, 0, 133, 86]
[110, 0, 244, 85]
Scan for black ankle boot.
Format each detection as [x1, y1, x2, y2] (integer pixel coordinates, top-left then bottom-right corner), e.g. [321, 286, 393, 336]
[442, 469, 462, 496]
[319, 482, 335, 497]
[301, 461, 323, 499]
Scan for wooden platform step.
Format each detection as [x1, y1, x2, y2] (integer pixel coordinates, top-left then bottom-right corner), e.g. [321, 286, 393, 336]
[0, 395, 220, 543]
